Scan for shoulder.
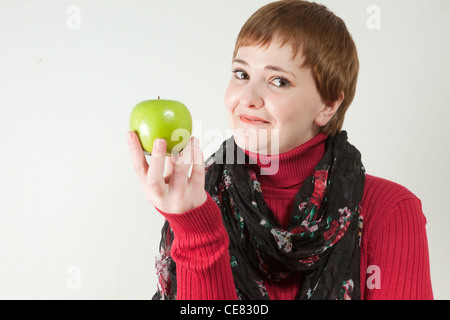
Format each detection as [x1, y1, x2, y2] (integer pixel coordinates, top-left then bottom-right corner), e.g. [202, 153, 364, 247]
[362, 174, 420, 209]
[360, 174, 425, 239]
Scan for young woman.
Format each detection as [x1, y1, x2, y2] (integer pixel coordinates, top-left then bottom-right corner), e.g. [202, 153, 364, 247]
[127, 0, 433, 300]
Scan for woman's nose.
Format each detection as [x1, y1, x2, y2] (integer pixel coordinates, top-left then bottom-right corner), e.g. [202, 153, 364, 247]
[239, 81, 264, 109]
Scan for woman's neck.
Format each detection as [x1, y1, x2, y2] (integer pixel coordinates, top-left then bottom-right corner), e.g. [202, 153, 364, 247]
[244, 133, 328, 189]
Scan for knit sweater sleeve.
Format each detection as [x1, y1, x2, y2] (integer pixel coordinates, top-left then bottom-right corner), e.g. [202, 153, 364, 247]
[360, 176, 433, 300]
[156, 192, 238, 300]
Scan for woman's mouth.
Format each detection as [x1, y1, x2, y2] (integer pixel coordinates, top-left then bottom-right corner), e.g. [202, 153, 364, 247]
[239, 115, 270, 125]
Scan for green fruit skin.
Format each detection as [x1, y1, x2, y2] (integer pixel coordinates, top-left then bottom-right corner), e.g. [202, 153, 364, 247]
[129, 99, 192, 155]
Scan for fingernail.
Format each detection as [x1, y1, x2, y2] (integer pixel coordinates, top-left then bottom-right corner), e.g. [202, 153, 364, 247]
[154, 139, 166, 152]
[127, 131, 134, 143]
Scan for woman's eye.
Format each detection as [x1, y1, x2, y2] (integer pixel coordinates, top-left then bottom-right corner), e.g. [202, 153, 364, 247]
[271, 77, 291, 88]
[232, 69, 248, 80]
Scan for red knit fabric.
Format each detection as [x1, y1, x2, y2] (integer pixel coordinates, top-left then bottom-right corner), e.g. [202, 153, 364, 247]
[158, 134, 433, 300]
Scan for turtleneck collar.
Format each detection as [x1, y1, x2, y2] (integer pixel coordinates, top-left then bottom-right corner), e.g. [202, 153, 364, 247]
[243, 133, 328, 189]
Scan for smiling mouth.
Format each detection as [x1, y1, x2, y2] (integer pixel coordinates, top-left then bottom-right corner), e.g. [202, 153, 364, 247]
[239, 115, 270, 125]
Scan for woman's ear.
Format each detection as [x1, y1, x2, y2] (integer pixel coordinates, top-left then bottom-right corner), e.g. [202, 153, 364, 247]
[314, 91, 345, 127]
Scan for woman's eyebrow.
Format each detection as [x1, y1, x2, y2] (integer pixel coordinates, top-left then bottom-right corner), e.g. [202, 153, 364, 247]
[233, 58, 296, 78]
[264, 65, 296, 78]
[232, 58, 249, 66]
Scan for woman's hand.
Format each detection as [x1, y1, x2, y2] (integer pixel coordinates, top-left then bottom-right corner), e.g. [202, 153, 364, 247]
[127, 131, 207, 214]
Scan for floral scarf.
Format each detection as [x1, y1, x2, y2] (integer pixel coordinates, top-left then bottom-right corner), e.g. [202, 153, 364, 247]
[153, 131, 366, 300]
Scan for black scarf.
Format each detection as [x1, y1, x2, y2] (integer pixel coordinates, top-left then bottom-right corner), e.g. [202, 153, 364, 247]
[153, 131, 366, 300]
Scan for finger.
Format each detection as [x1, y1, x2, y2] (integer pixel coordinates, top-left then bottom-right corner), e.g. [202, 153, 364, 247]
[146, 138, 168, 197]
[169, 137, 195, 191]
[188, 137, 205, 189]
[127, 131, 149, 185]
[164, 150, 181, 184]
[163, 155, 175, 184]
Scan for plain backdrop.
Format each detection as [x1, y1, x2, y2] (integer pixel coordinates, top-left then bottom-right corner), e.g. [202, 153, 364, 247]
[0, 0, 449, 299]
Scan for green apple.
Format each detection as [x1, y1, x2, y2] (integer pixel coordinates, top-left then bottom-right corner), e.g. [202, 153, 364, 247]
[129, 98, 192, 155]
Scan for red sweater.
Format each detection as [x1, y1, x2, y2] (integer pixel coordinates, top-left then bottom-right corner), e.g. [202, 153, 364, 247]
[158, 133, 433, 300]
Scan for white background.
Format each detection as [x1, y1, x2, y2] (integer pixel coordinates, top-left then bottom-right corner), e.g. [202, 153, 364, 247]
[0, 0, 449, 299]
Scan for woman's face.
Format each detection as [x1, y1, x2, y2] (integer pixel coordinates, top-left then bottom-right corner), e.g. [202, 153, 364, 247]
[224, 40, 335, 154]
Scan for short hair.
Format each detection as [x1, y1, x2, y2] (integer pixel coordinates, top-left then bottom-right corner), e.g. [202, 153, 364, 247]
[233, 0, 359, 137]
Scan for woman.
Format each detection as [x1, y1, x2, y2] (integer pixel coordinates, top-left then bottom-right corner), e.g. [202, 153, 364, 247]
[127, 0, 433, 300]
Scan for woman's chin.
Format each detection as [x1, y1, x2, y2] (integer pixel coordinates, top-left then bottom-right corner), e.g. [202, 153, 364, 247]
[233, 135, 273, 155]
[232, 127, 281, 155]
